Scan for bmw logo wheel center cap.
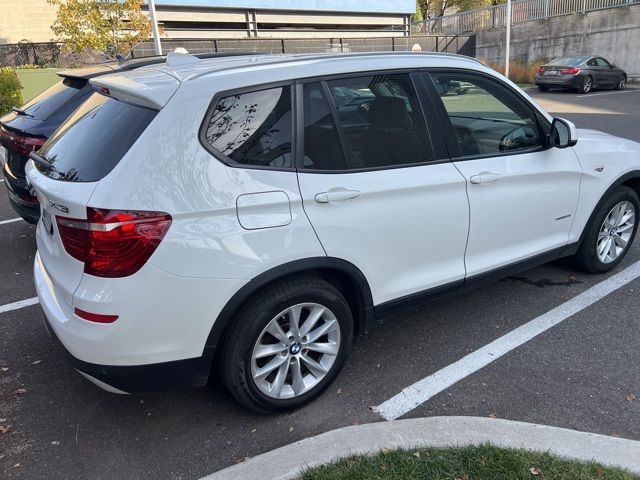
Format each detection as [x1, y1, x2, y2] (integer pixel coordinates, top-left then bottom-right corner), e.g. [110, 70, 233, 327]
[290, 342, 301, 355]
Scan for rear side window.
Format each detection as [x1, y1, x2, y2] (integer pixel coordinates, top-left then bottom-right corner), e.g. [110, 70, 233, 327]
[203, 85, 293, 168]
[37, 93, 157, 182]
[319, 73, 434, 170]
[20, 76, 87, 120]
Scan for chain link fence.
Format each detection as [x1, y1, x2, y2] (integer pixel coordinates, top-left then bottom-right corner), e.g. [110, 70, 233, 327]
[0, 36, 476, 68]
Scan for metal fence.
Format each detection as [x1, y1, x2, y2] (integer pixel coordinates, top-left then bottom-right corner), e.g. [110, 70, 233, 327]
[0, 41, 107, 68]
[414, 0, 640, 35]
[131, 36, 476, 59]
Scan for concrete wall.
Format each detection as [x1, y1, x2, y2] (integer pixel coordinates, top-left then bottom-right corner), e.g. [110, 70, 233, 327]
[476, 4, 640, 77]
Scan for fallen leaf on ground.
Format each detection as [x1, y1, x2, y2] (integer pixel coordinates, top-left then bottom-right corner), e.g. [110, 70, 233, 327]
[0, 418, 6, 422]
[14, 388, 27, 395]
[489, 413, 497, 419]
[288, 426, 293, 432]
[1, 367, 8, 372]
[412, 451, 421, 458]
[31, 360, 43, 365]
[530, 467, 542, 476]
[336, 388, 342, 394]
[250, 428, 256, 434]
[626, 393, 636, 401]
[0, 425, 11, 434]
[51, 441, 60, 445]
[13, 463, 21, 468]
[381, 448, 390, 455]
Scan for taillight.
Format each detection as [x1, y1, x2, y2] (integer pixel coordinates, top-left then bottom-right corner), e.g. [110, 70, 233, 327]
[56, 207, 172, 278]
[536, 66, 545, 75]
[561, 67, 581, 75]
[0, 126, 46, 156]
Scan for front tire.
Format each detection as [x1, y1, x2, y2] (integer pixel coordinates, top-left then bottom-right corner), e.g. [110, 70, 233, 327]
[219, 275, 353, 413]
[572, 187, 639, 273]
[615, 76, 626, 90]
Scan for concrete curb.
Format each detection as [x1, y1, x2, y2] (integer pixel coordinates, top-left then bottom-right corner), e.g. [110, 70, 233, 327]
[201, 416, 640, 480]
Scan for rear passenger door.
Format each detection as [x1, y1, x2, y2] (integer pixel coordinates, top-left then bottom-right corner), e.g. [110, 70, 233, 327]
[296, 72, 470, 307]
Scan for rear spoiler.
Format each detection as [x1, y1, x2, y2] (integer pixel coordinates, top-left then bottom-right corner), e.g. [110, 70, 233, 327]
[89, 69, 180, 110]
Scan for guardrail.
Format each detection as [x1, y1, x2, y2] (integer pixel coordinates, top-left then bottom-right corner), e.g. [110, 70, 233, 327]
[414, 0, 640, 35]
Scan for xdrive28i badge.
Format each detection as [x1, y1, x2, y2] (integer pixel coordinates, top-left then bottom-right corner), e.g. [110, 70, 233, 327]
[41, 208, 53, 236]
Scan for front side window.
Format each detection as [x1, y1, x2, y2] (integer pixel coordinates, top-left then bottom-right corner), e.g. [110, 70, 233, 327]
[431, 72, 542, 157]
[305, 73, 434, 170]
[596, 58, 611, 67]
[204, 85, 293, 168]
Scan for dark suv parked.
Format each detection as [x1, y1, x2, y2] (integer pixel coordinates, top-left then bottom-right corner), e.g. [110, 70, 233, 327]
[0, 53, 254, 223]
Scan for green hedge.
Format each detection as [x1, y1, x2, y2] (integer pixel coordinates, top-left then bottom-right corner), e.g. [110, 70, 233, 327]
[0, 67, 23, 115]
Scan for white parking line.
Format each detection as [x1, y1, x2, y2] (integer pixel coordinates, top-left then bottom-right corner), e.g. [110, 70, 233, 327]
[0, 217, 22, 226]
[577, 89, 640, 98]
[375, 259, 640, 421]
[0, 296, 39, 315]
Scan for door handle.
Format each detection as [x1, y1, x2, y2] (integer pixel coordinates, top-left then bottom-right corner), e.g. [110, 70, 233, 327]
[315, 189, 361, 203]
[470, 173, 501, 185]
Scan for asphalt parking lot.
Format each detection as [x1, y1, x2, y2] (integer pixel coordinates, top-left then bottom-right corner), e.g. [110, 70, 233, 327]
[1, 86, 640, 480]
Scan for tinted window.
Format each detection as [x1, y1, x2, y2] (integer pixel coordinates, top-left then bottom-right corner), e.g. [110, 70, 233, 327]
[322, 73, 433, 169]
[37, 93, 157, 182]
[302, 83, 347, 170]
[595, 58, 611, 67]
[204, 86, 293, 168]
[20, 76, 87, 120]
[586, 58, 598, 67]
[431, 72, 541, 157]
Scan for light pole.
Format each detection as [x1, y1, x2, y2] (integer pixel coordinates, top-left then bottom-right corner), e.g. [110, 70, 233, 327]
[505, 0, 512, 79]
[147, 0, 163, 55]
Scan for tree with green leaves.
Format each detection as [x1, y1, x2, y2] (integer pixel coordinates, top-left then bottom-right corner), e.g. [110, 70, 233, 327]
[48, 0, 152, 55]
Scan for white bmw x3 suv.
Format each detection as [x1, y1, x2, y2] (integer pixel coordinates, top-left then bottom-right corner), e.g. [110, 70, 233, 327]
[29, 52, 640, 412]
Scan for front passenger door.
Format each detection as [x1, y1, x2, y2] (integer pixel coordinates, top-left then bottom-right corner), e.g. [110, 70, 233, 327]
[426, 71, 582, 278]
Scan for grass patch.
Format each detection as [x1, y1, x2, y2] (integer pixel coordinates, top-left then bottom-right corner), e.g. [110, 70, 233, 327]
[16, 68, 60, 103]
[300, 444, 638, 480]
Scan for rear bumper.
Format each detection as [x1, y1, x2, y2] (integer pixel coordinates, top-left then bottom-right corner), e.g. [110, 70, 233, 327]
[40, 309, 214, 393]
[34, 250, 243, 393]
[4, 162, 39, 224]
[535, 74, 582, 88]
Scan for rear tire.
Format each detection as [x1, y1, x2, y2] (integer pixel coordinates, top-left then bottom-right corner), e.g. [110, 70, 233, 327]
[580, 75, 593, 94]
[219, 275, 353, 413]
[537, 85, 549, 92]
[571, 187, 639, 273]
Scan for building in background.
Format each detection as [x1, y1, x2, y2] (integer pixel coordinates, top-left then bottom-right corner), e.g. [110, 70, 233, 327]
[148, 0, 414, 38]
[0, 0, 57, 43]
[0, 0, 414, 44]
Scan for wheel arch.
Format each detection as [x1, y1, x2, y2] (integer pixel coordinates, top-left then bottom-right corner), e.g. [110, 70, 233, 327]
[204, 257, 375, 357]
[575, 170, 640, 248]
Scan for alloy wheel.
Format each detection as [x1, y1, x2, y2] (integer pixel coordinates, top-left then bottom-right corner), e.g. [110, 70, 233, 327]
[597, 201, 636, 264]
[583, 77, 592, 93]
[619, 78, 626, 90]
[250, 303, 341, 399]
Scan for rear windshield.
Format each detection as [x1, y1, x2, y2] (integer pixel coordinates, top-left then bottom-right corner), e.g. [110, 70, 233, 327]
[37, 92, 157, 182]
[548, 57, 588, 66]
[20, 76, 87, 120]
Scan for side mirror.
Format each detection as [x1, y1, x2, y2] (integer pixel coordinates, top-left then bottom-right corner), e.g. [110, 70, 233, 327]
[550, 118, 578, 148]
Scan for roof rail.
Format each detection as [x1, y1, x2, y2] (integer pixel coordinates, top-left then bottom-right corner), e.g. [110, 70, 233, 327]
[186, 51, 482, 81]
